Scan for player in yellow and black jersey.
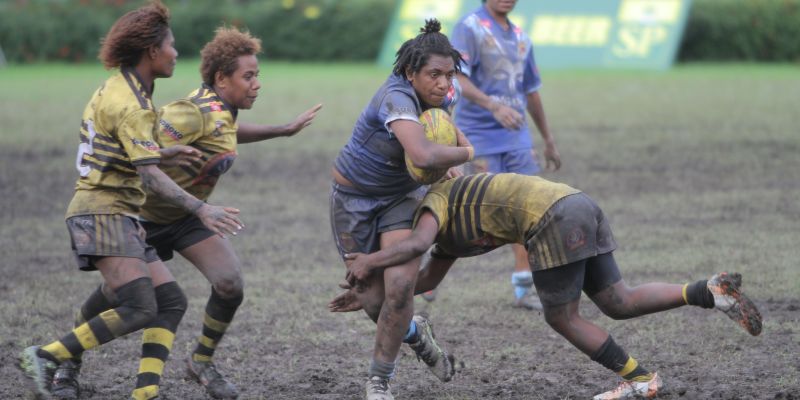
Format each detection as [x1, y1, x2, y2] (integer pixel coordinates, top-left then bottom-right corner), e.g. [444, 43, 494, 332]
[19, 3, 242, 400]
[50, 26, 322, 400]
[331, 173, 763, 400]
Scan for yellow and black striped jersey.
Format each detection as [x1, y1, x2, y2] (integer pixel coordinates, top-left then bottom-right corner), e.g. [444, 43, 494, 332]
[140, 84, 238, 224]
[66, 67, 161, 218]
[416, 173, 580, 257]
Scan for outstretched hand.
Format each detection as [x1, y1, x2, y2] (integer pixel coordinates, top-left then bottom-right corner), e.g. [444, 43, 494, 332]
[196, 204, 243, 238]
[159, 145, 202, 167]
[284, 103, 323, 137]
[328, 288, 363, 313]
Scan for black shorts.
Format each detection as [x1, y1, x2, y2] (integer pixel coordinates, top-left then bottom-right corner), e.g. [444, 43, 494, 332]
[532, 252, 623, 307]
[66, 214, 159, 271]
[141, 215, 215, 262]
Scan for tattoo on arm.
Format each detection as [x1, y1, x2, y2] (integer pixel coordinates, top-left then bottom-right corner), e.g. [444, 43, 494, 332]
[139, 166, 203, 213]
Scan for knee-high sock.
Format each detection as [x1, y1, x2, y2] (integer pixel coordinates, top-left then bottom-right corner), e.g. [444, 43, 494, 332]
[683, 279, 714, 308]
[591, 336, 651, 381]
[131, 282, 187, 400]
[71, 285, 119, 365]
[192, 287, 242, 363]
[39, 277, 156, 363]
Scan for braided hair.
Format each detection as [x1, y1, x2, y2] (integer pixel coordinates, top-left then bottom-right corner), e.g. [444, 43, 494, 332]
[392, 19, 463, 77]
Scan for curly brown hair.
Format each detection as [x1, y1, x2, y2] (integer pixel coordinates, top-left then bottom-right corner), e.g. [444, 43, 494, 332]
[200, 27, 262, 86]
[98, 0, 171, 69]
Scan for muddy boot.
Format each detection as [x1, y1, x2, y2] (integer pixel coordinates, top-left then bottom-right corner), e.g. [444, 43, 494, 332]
[365, 376, 393, 400]
[512, 292, 543, 311]
[407, 315, 455, 382]
[51, 360, 80, 400]
[186, 357, 239, 399]
[593, 372, 663, 400]
[19, 346, 57, 399]
[707, 272, 763, 336]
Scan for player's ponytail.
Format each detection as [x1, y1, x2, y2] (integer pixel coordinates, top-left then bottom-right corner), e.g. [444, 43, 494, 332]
[392, 18, 463, 77]
[421, 19, 442, 35]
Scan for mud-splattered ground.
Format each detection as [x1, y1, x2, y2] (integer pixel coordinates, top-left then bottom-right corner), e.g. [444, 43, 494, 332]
[2, 67, 799, 399]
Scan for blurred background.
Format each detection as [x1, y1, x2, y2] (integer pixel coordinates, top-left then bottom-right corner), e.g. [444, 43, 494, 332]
[1, 1, 798, 399]
[1, 0, 799, 66]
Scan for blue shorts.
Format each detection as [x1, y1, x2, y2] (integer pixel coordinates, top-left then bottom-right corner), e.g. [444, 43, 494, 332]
[329, 183, 422, 259]
[465, 148, 540, 176]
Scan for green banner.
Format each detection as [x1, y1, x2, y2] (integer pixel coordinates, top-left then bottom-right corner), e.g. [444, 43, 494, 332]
[378, 0, 692, 70]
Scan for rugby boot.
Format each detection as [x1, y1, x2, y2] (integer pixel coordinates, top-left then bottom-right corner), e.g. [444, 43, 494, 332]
[186, 357, 239, 399]
[512, 292, 543, 311]
[407, 315, 455, 382]
[707, 272, 762, 336]
[365, 376, 393, 400]
[51, 360, 80, 400]
[593, 372, 662, 400]
[19, 345, 57, 399]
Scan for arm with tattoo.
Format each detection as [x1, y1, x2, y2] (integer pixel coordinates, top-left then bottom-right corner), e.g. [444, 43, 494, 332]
[137, 164, 243, 237]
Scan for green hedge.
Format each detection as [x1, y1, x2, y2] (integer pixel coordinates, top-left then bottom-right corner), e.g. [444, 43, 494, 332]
[679, 0, 800, 61]
[2, 0, 799, 64]
[0, 0, 394, 63]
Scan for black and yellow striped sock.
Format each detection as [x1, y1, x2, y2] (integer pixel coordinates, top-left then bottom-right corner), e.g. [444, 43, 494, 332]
[71, 284, 119, 365]
[590, 335, 652, 381]
[191, 288, 242, 363]
[38, 277, 156, 364]
[132, 282, 187, 400]
[682, 279, 715, 309]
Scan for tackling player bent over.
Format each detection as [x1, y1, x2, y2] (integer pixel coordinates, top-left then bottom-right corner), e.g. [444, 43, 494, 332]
[331, 173, 762, 399]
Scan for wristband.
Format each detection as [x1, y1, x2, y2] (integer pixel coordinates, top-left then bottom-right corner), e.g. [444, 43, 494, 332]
[465, 146, 474, 161]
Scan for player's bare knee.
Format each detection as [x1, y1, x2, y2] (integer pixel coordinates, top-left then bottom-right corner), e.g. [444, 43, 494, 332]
[542, 305, 573, 331]
[593, 285, 636, 320]
[600, 305, 635, 320]
[213, 273, 244, 300]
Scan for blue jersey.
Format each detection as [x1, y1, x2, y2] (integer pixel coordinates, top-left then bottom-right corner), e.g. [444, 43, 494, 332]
[334, 73, 459, 197]
[451, 6, 542, 156]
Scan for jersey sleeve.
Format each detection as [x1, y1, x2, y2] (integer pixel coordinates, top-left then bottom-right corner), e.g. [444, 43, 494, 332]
[155, 100, 205, 147]
[414, 191, 449, 235]
[450, 17, 480, 77]
[117, 108, 161, 165]
[379, 90, 420, 135]
[418, 192, 455, 259]
[522, 45, 542, 94]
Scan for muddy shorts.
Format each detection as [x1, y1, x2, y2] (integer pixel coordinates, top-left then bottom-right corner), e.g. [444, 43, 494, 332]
[66, 214, 159, 271]
[525, 192, 617, 271]
[141, 214, 215, 262]
[532, 252, 623, 307]
[465, 148, 540, 176]
[330, 182, 421, 259]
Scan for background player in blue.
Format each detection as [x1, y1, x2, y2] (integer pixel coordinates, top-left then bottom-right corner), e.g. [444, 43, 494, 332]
[330, 19, 473, 400]
[450, 0, 562, 310]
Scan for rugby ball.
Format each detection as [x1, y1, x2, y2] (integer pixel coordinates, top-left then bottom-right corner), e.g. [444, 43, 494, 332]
[405, 108, 457, 184]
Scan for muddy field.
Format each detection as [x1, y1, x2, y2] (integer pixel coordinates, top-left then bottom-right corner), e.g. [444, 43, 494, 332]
[1, 64, 798, 399]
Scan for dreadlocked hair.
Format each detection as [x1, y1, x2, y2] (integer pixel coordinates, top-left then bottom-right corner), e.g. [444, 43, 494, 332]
[99, 0, 171, 69]
[392, 19, 463, 77]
